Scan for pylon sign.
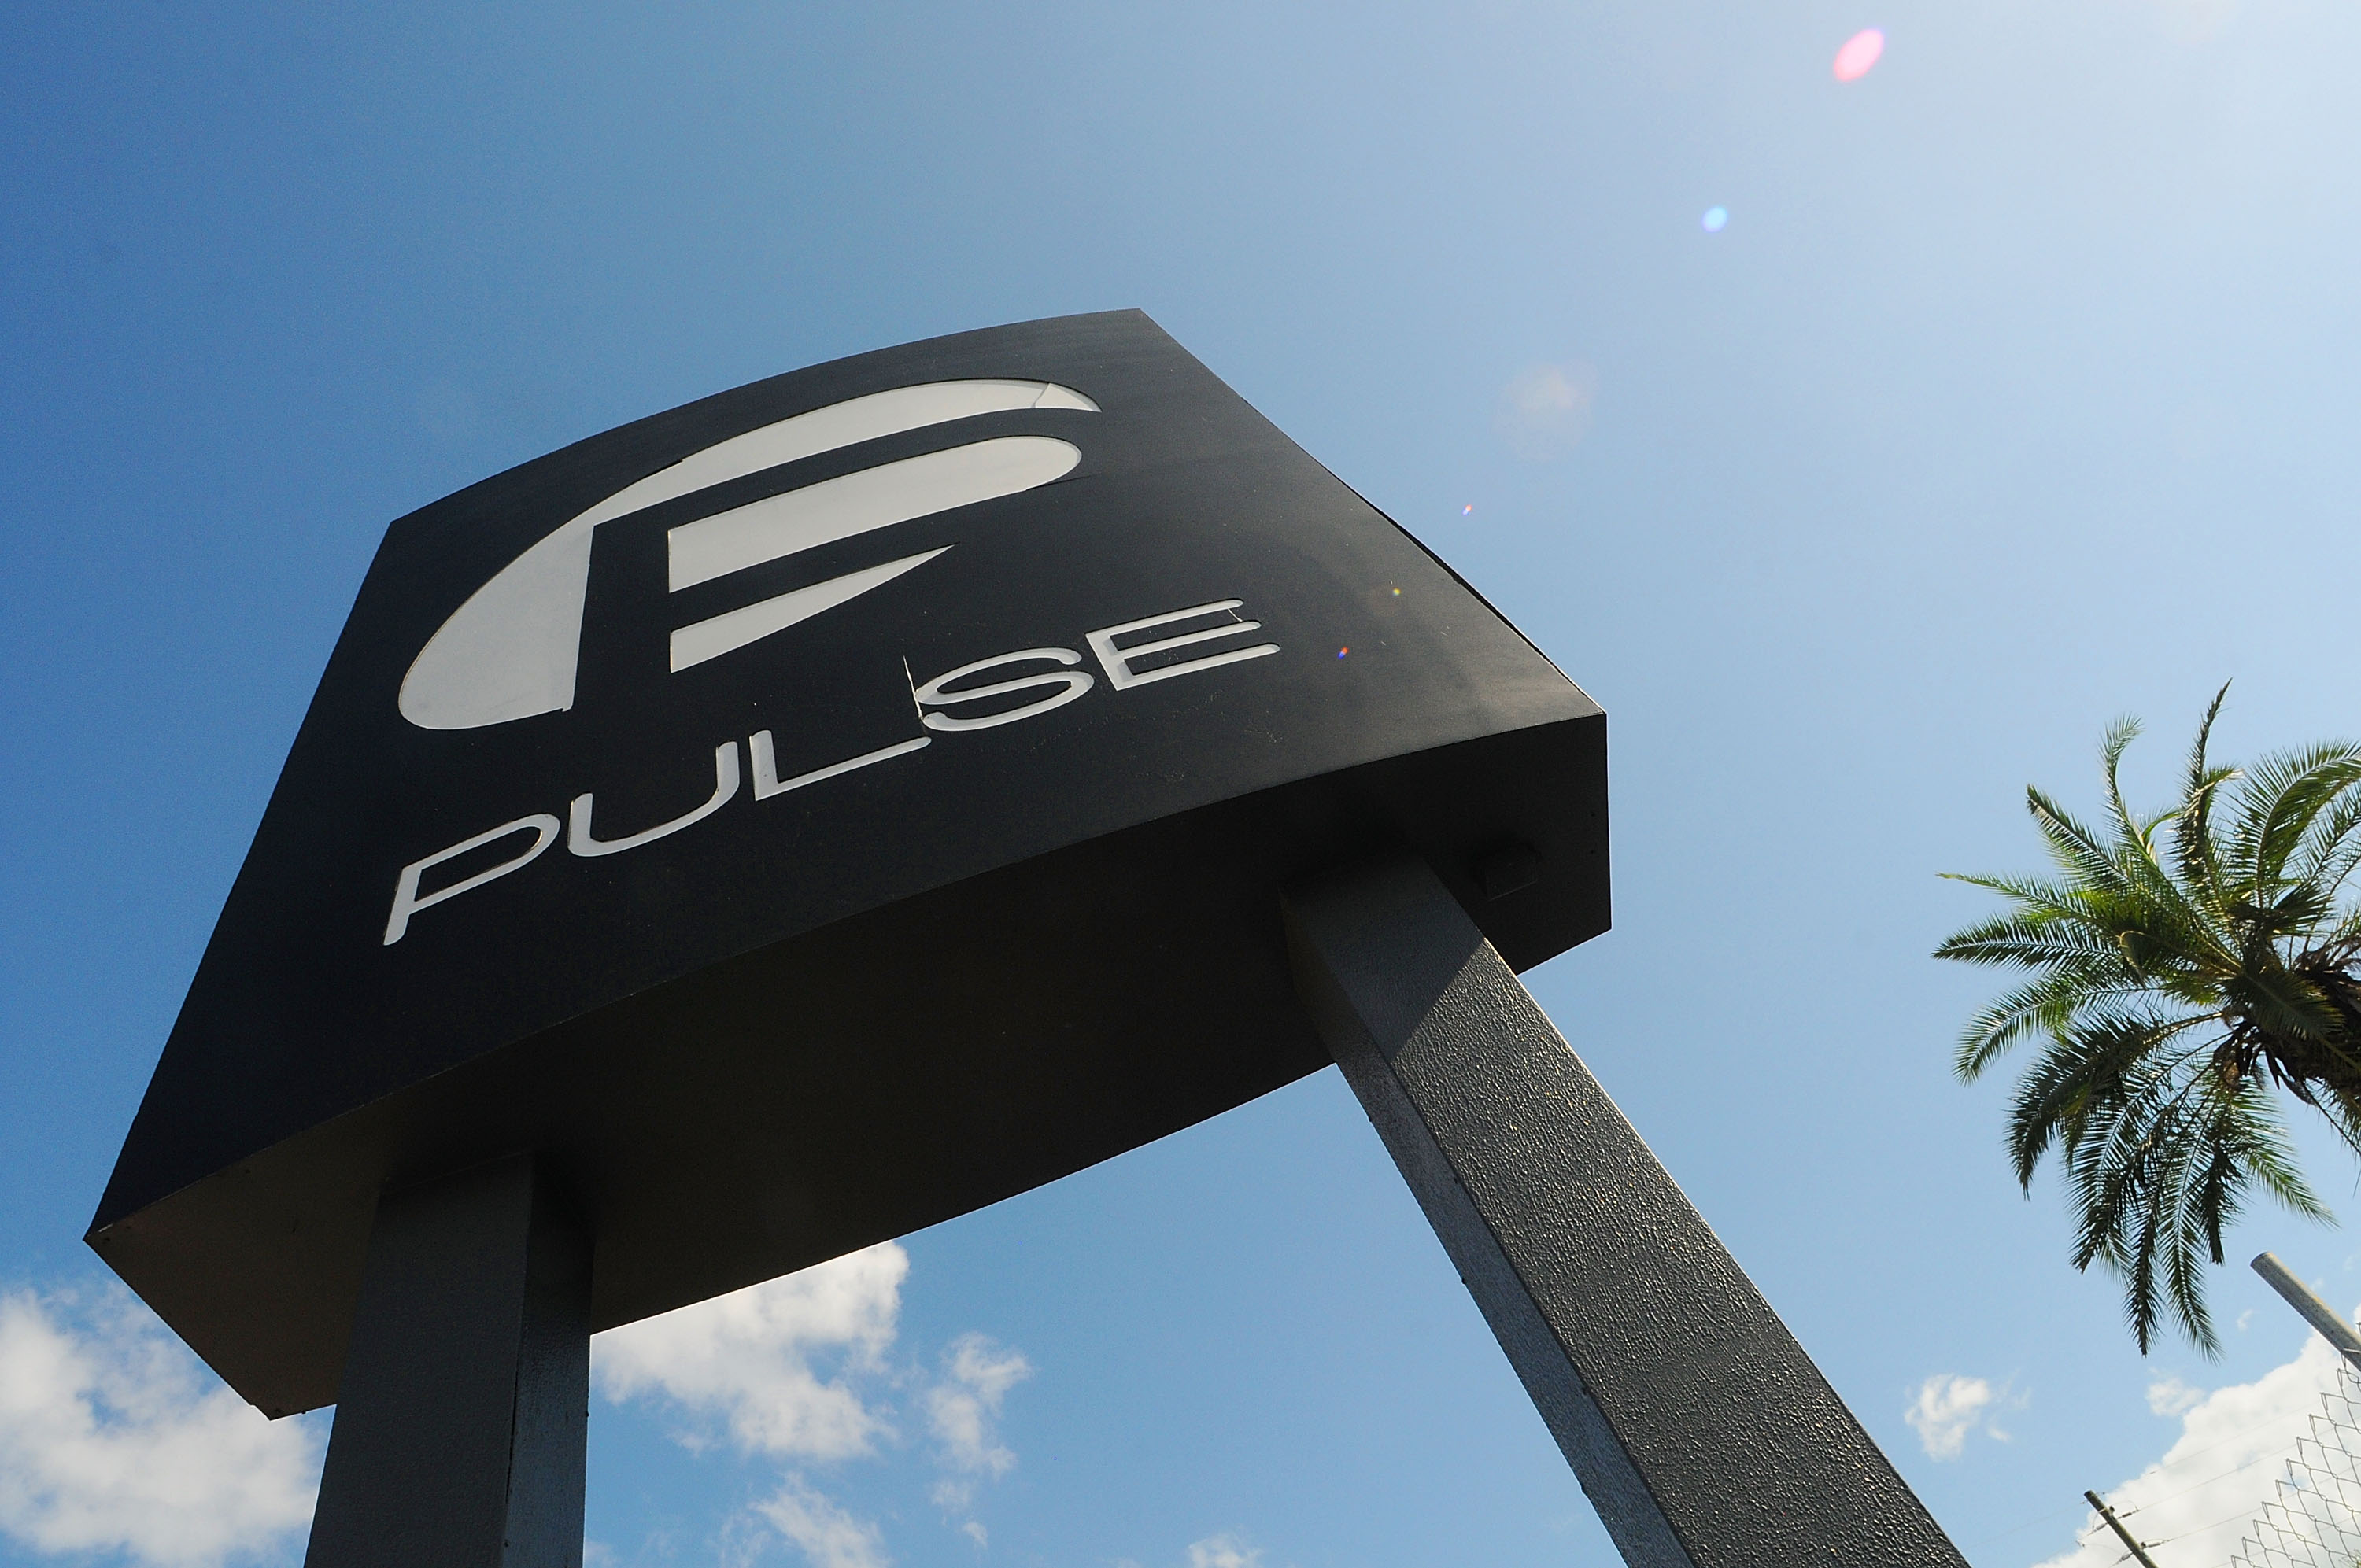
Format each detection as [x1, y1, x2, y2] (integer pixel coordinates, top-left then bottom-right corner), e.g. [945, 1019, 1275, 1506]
[89, 311, 1607, 1418]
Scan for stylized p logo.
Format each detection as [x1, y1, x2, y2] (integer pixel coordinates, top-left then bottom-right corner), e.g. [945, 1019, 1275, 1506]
[397, 378, 1099, 729]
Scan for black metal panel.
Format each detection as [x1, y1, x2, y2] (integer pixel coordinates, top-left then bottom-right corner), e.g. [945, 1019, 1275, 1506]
[90, 311, 1608, 1414]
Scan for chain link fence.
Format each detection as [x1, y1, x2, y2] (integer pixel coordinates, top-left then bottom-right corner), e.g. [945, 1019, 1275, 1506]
[2226, 1364, 2361, 1568]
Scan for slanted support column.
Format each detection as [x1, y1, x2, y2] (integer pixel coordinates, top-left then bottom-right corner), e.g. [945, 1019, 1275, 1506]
[303, 1155, 592, 1568]
[1283, 857, 1964, 1568]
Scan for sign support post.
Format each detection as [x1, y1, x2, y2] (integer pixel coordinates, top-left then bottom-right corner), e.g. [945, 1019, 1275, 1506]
[1284, 857, 1965, 1568]
[301, 1156, 592, 1568]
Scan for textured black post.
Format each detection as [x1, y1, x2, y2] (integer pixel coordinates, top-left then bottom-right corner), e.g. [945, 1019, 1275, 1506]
[302, 1156, 591, 1568]
[1284, 857, 1965, 1568]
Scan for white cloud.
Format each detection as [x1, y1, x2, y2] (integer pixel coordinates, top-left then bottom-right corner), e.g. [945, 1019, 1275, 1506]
[597, 1245, 1039, 1563]
[1494, 363, 1597, 461]
[0, 1245, 1016, 1568]
[924, 1332, 1030, 1531]
[1114, 1531, 1275, 1568]
[593, 1243, 907, 1459]
[2035, 1324, 2353, 1568]
[0, 1286, 323, 1567]
[1905, 1374, 1997, 1460]
[1187, 1534, 1265, 1568]
[926, 1333, 1031, 1481]
[2148, 1375, 2208, 1418]
[594, 1244, 1034, 1562]
[747, 1476, 890, 1568]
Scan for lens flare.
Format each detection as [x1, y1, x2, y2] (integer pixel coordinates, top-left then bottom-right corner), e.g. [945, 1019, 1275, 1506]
[1461, 504, 1473, 515]
[1702, 206, 1729, 233]
[1833, 28, 1884, 82]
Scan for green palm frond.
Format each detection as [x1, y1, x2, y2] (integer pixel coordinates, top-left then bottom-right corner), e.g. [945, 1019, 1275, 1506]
[2170, 684, 2236, 913]
[2025, 786, 2139, 900]
[1933, 911, 2124, 969]
[2292, 788, 2361, 897]
[1938, 692, 2361, 1354]
[2232, 747, 2361, 895]
[1953, 969, 2147, 1079]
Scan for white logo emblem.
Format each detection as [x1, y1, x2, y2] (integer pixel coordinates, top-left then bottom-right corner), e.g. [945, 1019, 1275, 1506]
[397, 379, 1100, 730]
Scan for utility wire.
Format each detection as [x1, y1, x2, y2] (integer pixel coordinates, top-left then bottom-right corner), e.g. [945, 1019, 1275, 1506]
[2118, 1446, 2288, 1516]
[1958, 1499, 2098, 1548]
[1966, 1421, 2293, 1554]
[2148, 1502, 2285, 1548]
[2128, 1405, 2321, 1476]
[2059, 1400, 2333, 1545]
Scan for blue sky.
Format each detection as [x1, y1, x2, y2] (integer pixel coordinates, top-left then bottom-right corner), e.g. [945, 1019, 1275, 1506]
[7, 2, 2361, 1566]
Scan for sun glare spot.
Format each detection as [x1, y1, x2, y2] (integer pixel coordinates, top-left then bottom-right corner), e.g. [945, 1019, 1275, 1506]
[1833, 28, 1885, 82]
[1702, 206, 1728, 233]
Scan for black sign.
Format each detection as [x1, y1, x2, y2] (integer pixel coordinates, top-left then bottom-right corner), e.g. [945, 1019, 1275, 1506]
[90, 312, 1607, 1416]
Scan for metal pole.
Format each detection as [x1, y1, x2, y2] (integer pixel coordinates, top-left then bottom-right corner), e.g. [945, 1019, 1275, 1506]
[1282, 855, 1965, 1568]
[2250, 1253, 2361, 1371]
[302, 1155, 591, 1568]
[2084, 1489, 2163, 1568]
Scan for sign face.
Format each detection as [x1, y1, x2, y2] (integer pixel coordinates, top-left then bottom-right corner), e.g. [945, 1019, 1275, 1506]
[90, 312, 1607, 1415]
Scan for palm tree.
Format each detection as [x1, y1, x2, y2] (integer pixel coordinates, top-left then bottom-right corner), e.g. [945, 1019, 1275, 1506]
[1936, 688, 2361, 1353]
